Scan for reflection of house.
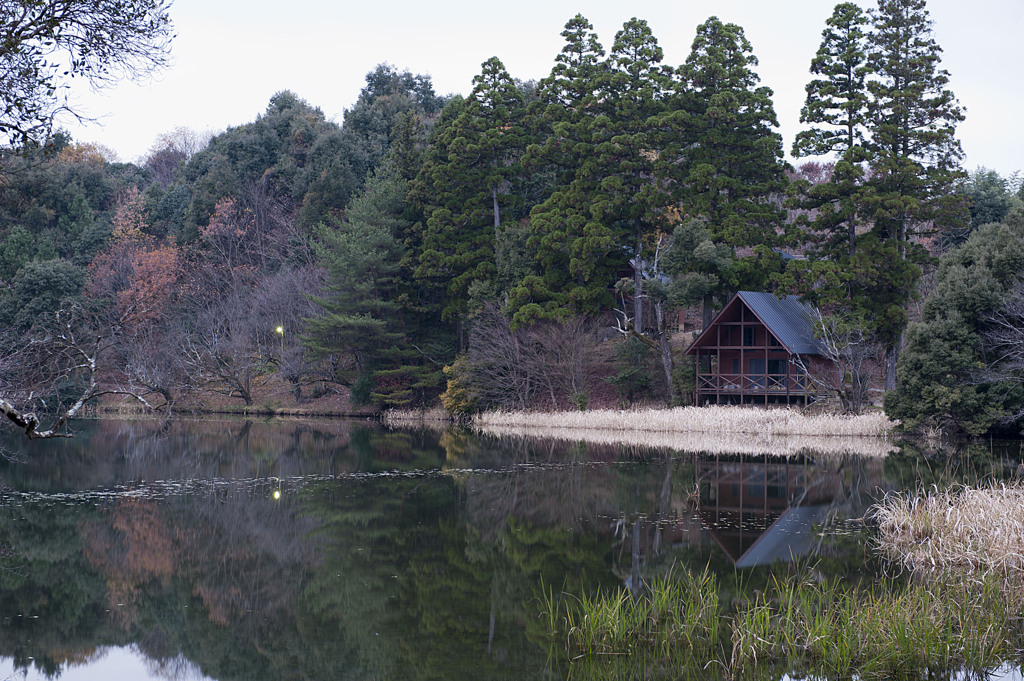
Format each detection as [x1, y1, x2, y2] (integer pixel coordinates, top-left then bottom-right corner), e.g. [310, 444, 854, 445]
[685, 291, 833, 406]
[696, 456, 841, 567]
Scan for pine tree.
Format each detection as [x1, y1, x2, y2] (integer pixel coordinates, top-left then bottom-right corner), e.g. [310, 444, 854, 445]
[864, 0, 968, 388]
[415, 57, 528, 323]
[794, 3, 871, 159]
[304, 168, 407, 398]
[791, 2, 871, 264]
[511, 16, 628, 325]
[786, 3, 872, 317]
[674, 16, 787, 325]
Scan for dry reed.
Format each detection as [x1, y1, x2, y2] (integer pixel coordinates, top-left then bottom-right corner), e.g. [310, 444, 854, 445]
[381, 408, 449, 426]
[478, 424, 896, 458]
[873, 483, 1024, 574]
[474, 405, 894, 437]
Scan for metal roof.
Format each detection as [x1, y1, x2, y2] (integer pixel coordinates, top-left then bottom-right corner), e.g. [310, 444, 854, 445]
[686, 291, 826, 356]
[738, 291, 825, 355]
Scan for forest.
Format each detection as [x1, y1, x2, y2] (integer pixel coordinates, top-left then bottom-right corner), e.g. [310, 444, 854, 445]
[1, 0, 1023, 438]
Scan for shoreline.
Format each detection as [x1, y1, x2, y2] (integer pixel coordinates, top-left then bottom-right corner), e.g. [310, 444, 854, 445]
[386, 405, 899, 457]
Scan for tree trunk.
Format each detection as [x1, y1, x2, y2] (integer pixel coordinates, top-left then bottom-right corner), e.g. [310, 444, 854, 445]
[702, 293, 714, 330]
[633, 229, 643, 333]
[492, 185, 500, 231]
[660, 333, 676, 405]
[885, 343, 897, 392]
[655, 302, 676, 405]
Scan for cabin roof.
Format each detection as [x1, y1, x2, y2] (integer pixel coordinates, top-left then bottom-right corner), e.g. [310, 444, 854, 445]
[686, 291, 826, 356]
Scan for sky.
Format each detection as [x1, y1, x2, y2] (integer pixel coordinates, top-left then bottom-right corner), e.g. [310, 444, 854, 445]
[62, 0, 1024, 178]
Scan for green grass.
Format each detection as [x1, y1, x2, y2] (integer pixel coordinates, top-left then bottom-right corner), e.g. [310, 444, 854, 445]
[542, 566, 1023, 679]
[542, 566, 721, 658]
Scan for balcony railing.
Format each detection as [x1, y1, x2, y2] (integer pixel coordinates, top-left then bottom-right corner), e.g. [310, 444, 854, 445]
[696, 373, 822, 395]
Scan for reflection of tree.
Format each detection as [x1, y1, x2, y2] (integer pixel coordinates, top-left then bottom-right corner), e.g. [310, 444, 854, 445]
[0, 501, 110, 677]
[0, 488, 340, 681]
[298, 472, 608, 681]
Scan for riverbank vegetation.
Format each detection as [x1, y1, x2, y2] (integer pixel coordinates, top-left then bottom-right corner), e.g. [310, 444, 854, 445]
[541, 478, 1024, 677]
[874, 483, 1024, 574]
[2, 0, 1021, 440]
[475, 406, 894, 438]
[384, 405, 897, 456]
[543, 566, 1024, 679]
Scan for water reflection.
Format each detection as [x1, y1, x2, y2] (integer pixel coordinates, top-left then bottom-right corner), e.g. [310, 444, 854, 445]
[0, 419, 1019, 681]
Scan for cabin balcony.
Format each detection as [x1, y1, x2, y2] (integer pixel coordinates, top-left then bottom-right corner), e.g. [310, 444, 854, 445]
[695, 372, 825, 406]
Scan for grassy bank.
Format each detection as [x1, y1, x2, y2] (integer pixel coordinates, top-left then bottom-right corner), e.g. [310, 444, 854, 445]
[874, 483, 1024, 574]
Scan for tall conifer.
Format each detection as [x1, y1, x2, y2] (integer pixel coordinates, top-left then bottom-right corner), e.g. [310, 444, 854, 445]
[865, 0, 967, 388]
[415, 57, 528, 323]
[676, 17, 787, 325]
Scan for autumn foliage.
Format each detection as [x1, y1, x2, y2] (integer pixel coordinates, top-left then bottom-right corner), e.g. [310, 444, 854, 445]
[87, 187, 179, 325]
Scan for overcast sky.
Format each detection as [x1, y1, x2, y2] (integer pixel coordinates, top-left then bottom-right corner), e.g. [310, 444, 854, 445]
[63, 0, 1023, 178]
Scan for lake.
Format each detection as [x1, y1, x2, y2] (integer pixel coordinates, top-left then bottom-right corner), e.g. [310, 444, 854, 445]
[0, 417, 1021, 681]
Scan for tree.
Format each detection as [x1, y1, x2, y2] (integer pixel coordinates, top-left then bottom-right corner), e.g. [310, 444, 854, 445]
[594, 17, 670, 334]
[964, 167, 1014, 231]
[791, 2, 870, 262]
[977, 278, 1024, 428]
[513, 15, 618, 324]
[305, 164, 446, 407]
[0, 0, 173, 147]
[415, 57, 528, 323]
[304, 168, 406, 397]
[798, 307, 878, 414]
[660, 218, 734, 329]
[884, 222, 1024, 434]
[0, 301, 158, 438]
[86, 187, 179, 324]
[864, 0, 968, 389]
[793, 3, 870, 160]
[461, 302, 599, 411]
[673, 16, 788, 305]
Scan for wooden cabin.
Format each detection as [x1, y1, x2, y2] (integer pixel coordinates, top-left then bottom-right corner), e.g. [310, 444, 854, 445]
[685, 292, 831, 406]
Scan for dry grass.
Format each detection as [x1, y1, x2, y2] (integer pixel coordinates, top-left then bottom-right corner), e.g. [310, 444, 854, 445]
[477, 424, 896, 458]
[474, 405, 894, 437]
[381, 408, 449, 426]
[874, 483, 1024, 574]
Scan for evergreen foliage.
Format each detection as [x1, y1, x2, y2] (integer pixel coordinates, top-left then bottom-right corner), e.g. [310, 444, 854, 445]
[885, 222, 1024, 434]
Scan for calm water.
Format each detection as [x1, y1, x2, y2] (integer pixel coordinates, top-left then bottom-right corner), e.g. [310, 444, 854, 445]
[0, 417, 1021, 681]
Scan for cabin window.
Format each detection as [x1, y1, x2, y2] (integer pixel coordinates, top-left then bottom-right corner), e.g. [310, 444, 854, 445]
[749, 358, 766, 389]
[732, 359, 739, 374]
[767, 359, 786, 375]
[743, 326, 755, 347]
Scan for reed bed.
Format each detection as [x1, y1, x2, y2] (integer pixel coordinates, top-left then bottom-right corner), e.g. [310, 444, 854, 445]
[873, 483, 1024, 574]
[544, 568, 721, 658]
[477, 424, 896, 458]
[730, 573, 1017, 678]
[475, 405, 895, 438]
[381, 408, 449, 426]
[545, 567, 1022, 679]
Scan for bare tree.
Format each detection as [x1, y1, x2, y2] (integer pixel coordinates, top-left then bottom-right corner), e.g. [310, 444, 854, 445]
[525, 316, 600, 410]
[979, 280, 1024, 423]
[178, 290, 266, 407]
[468, 303, 601, 411]
[250, 267, 322, 401]
[0, 303, 157, 438]
[794, 307, 877, 414]
[467, 303, 534, 410]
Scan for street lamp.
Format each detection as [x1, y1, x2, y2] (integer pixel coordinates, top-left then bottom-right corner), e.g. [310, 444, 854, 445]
[275, 325, 284, 362]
